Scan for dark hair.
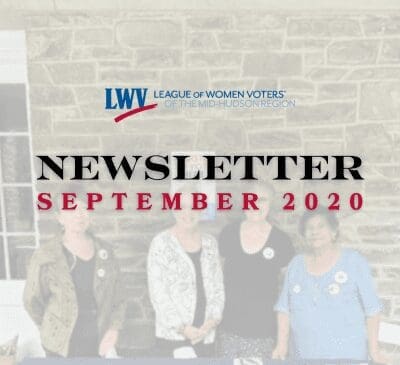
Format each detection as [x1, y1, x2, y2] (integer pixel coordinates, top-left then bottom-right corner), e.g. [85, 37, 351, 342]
[299, 206, 339, 236]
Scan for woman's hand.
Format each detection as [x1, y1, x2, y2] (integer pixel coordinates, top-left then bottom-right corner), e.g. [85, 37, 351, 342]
[273, 312, 290, 360]
[200, 319, 217, 335]
[370, 348, 389, 364]
[98, 329, 119, 357]
[271, 343, 288, 360]
[189, 319, 218, 345]
[182, 326, 202, 343]
[367, 315, 389, 364]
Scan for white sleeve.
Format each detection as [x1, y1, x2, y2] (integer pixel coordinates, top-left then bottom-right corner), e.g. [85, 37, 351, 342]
[147, 236, 185, 330]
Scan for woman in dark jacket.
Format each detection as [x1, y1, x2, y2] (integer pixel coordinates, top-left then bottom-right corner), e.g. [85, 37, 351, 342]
[24, 195, 126, 357]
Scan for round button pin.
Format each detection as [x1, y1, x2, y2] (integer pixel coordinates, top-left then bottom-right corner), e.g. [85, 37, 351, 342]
[263, 247, 275, 260]
[98, 249, 108, 260]
[334, 271, 348, 284]
[293, 284, 301, 294]
[328, 283, 340, 295]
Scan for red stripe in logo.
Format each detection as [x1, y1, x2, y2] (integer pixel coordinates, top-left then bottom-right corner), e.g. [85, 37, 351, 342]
[114, 103, 158, 123]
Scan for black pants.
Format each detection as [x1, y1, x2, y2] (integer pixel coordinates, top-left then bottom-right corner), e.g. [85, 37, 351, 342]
[155, 338, 215, 357]
[45, 349, 100, 358]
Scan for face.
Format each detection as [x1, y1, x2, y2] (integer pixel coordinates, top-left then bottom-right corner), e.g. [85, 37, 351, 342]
[173, 192, 201, 229]
[244, 185, 272, 222]
[57, 199, 90, 234]
[304, 214, 336, 250]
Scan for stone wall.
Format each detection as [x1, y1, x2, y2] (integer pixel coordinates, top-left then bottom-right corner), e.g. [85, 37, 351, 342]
[0, 2, 399, 359]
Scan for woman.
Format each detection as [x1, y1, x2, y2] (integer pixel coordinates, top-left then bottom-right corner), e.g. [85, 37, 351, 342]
[24, 192, 127, 357]
[273, 207, 387, 363]
[217, 182, 294, 358]
[147, 188, 224, 357]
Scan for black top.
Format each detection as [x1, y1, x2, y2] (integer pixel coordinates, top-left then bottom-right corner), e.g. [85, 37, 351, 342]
[188, 250, 206, 328]
[64, 247, 99, 357]
[219, 221, 294, 338]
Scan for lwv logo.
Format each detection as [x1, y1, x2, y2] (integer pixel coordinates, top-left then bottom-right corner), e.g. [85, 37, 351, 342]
[105, 88, 157, 123]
